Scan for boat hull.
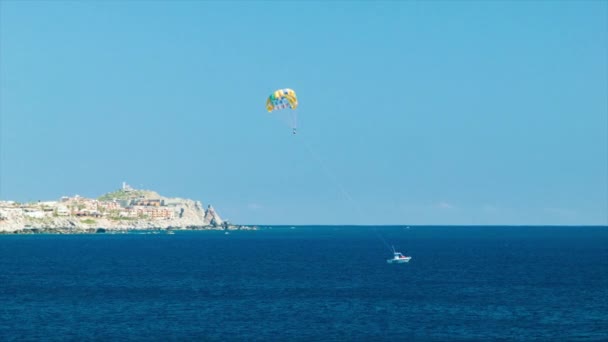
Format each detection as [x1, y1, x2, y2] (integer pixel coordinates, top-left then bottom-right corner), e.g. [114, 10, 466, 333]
[387, 257, 411, 264]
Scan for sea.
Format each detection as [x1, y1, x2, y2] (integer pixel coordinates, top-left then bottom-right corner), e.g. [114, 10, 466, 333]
[0, 226, 606, 341]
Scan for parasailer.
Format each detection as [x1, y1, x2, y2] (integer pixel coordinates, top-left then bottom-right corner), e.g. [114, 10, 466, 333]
[266, 88, 298, 134]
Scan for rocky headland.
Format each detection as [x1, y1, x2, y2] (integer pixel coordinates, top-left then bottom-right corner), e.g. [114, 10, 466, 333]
[0, 185, 255, 234]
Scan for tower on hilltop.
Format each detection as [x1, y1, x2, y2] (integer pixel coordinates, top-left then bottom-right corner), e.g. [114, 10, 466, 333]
[122, 182, 134, 192]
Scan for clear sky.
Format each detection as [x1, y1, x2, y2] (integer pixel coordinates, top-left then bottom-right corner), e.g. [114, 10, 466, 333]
[1, 1, 606, 225]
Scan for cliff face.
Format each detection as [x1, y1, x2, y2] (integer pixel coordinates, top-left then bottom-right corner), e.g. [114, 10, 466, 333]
[0, 190, 225, 233]
[203, 205, 224, 226]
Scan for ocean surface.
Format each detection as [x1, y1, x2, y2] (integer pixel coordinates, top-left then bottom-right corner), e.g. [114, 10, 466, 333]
[0, 226, 606, 341]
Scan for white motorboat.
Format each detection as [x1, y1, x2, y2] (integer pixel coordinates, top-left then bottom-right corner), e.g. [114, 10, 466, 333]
[387, 247, 411, 264]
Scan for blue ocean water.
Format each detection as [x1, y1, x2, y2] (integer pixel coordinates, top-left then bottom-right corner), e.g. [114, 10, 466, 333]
[0, 226, 606, 341]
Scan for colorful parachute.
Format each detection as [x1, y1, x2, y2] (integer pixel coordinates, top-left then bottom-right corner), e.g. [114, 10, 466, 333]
[266, 88, 298, 112]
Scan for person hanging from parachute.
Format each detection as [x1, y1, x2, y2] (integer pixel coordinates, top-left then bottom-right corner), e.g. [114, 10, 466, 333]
[266, 88, 298, 135]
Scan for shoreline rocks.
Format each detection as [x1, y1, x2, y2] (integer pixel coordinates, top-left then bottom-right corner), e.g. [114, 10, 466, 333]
[0, 225, 257, 235]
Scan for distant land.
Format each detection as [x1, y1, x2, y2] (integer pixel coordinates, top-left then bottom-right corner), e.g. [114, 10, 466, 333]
[0, 182, 255, 234]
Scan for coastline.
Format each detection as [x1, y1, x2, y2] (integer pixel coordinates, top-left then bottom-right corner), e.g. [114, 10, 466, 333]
[0, 184, 257, 234]
[0, 225, 257, 235]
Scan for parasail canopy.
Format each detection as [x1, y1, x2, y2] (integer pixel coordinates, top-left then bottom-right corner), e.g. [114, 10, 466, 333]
[266, 88, 298, 112]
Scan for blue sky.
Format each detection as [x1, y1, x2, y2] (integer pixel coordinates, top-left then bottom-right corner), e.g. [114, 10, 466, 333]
[1, 1, 606, 225]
